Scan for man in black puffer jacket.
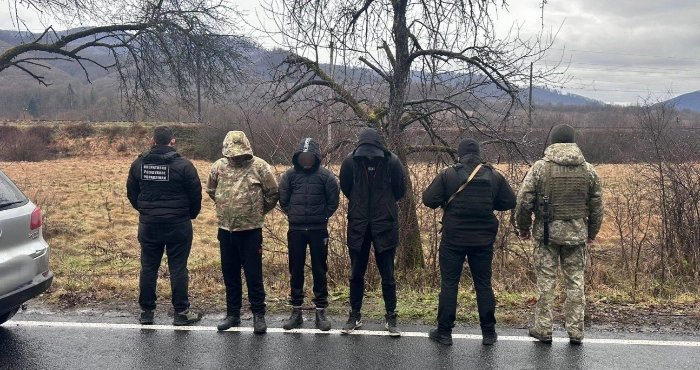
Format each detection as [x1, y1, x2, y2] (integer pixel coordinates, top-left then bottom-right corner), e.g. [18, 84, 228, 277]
[422, 138, 516, 346]
[126, 126, 203, 326]
[279, 137, 340, 331]
[338, 128, 406, 336]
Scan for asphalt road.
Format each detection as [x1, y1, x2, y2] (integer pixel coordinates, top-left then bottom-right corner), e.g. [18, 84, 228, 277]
[2, 313, 699, 370]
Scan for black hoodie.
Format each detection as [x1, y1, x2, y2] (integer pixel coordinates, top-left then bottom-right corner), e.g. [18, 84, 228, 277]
[339, 128, 407, 252]
[279, 138, 340, 230]
[126, 145, 202, 224]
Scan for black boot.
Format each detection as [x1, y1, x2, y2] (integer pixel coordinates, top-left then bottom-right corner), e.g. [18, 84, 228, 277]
[253, 312, 267, 334]
[283, 308, 303, 330]
[315, 308, 331, 331]
[217, 313, 241, 331]
[429, 328, 453, 345]
[385, 311, 401, 337]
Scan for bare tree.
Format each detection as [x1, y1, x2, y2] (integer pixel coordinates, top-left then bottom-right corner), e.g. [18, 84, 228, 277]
[263, 0, 562, 270]
[1, 0, 252, 118]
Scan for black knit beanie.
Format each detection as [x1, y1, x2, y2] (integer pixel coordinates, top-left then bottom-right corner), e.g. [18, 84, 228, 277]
[458, 138, 480, 158]
[549, 124, 576, 144]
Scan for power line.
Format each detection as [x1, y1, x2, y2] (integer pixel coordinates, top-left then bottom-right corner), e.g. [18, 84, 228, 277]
[549, 48, 700, 61]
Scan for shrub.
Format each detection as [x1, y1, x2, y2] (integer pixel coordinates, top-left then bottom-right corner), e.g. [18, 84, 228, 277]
[102, 126, 127, 143]
[0, 130, 52, 162]
[128, 123, 149, 138]
[64, 122, 94, 138]
[26, 125, 56, 145]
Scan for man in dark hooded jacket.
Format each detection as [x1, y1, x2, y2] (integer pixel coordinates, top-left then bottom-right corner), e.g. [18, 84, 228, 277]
[338, 128, 406, 336]
[126, 125, 203, 326]
[279, 138, 340, 331]
[422, 138, 516, 346]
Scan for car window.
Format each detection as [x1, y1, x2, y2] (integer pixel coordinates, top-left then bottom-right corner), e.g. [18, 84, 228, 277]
[0, 170, 27, 207]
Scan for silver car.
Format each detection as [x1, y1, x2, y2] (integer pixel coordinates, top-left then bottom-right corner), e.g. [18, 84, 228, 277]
[0, 169, 53, 325]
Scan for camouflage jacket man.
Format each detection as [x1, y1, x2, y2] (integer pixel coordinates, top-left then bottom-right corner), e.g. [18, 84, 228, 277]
[515, 143, 604, 245]
[206, 131, 279, 232]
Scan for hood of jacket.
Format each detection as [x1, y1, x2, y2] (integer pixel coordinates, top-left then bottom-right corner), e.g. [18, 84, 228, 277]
[222, 131, 253, 160]
[353, 128, 390, 159]
[544, 143, 586, 166]
[292, 137, 321, 172]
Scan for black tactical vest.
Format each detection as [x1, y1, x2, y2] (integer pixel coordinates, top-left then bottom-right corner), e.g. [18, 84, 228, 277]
[446, 164, 494, 218]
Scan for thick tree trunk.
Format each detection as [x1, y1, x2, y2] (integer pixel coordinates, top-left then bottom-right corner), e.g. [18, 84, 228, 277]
[394, 137, 426, 271]
[386, 0, 425, 271]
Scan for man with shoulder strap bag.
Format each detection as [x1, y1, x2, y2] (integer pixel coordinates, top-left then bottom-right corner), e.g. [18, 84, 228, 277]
[422, 138, 516, 346]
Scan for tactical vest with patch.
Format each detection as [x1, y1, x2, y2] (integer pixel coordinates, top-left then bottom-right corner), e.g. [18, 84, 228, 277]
[446, 164, 494, 218]
[541, 161, 589, 220]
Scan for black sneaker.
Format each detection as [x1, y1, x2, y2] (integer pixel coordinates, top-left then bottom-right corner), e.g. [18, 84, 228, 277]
[253, 312, 267, 334]
[528, 327, 553, 343]
[139, 310, 154, 325]
[340, 310, 362, 334]
[315, 308, 331, 331]
[283, 308, 303, 330]
[173, 309, 202, 326]
[482, 332, 498, 345]
[385, 311, 401, 337]
[428, 328, 453, 345]
[217, 315, 241, 331]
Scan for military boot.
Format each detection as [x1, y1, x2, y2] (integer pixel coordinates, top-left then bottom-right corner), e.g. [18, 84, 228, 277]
[283, 307, 303, 330]
[385, 311, 401, 337]
[315, 308, 331, 331]
[217, 312, 241, 331]
[253, 312, 267, 334]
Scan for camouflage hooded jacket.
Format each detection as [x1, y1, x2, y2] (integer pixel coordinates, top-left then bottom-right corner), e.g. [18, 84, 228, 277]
[515, 143, 604, 245]
[206, 131, 279, 232]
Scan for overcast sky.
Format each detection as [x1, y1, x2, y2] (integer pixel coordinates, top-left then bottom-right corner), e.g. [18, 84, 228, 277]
[2, 0, 699, 104]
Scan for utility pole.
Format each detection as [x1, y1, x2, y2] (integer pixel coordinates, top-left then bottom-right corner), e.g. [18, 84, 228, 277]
[528, 62, 533, 127]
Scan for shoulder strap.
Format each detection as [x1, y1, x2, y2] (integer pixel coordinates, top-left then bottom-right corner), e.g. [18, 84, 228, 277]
[445, 164, 483, 207]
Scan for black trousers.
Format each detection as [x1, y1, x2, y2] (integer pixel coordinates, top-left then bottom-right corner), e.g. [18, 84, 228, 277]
[349, 227, 397, 312]
[437, 241, 496, 335]
[218, 228, 266, 315]
[287, 229, 329, 308]
[138, 221, 193, 313]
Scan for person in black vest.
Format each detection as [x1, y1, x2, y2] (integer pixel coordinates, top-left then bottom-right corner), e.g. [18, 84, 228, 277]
[422, 138, 516, 345]
[338, 128, 406, 336]
[279, 137, 340, 331]
[126, 126, 203, 326]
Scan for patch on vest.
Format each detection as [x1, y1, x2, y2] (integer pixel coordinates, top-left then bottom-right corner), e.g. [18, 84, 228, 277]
[141, 164, 170, 181]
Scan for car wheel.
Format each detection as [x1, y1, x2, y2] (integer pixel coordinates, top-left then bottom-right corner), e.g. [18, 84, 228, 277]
[0, 306, 20, 326]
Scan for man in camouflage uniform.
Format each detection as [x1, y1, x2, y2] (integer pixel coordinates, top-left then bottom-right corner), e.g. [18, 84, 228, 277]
[206, 131, 279, 334]
[515, 124, 604, 345]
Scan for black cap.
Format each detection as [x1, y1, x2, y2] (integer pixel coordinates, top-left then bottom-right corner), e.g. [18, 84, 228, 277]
[458, 138, 480, 158]
[549, 124, 576, 144]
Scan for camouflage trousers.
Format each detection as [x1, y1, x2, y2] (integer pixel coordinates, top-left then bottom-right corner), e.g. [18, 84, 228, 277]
[533, 241, 587, 338]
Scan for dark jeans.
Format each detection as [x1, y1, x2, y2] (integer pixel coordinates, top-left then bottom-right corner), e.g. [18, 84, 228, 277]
[437, 241, 496, 335]
[218, 228, 266, 315]
[138, 221, 193, 313]
[288, 229, 329, 308]
[349, 227, 397, 312]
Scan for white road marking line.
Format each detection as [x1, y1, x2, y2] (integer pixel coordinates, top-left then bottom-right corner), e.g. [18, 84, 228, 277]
[7, 320, 700, 347]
